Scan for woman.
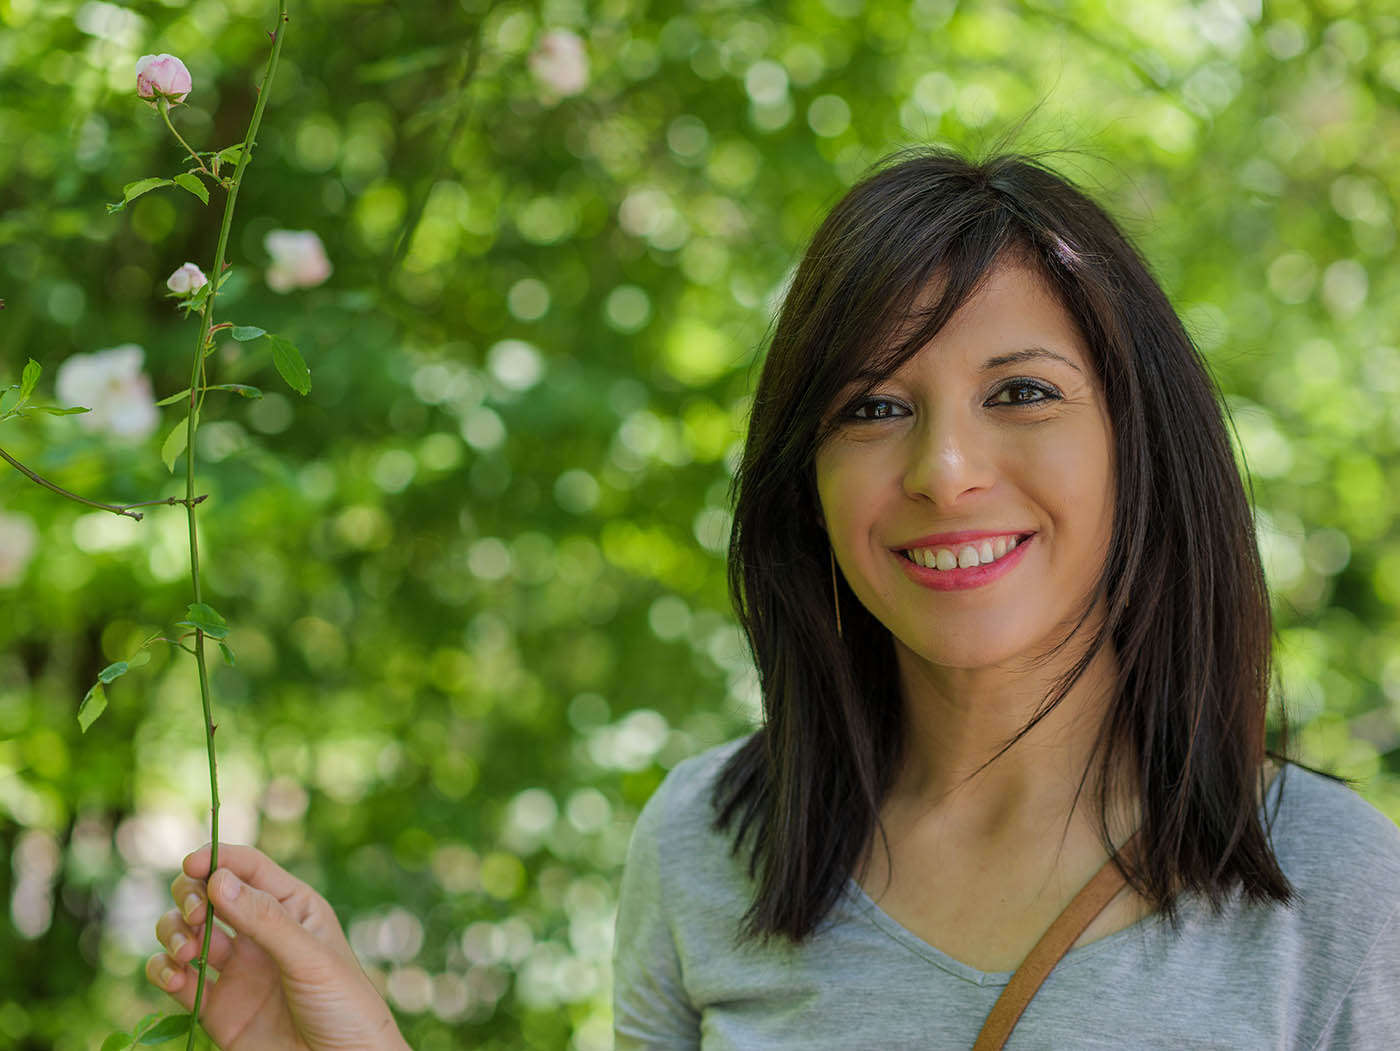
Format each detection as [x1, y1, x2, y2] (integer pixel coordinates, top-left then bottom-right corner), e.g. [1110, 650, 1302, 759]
[148, 151, 1400, 1048]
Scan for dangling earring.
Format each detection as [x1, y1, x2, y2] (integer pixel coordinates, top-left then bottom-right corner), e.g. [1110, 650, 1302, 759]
[829, 547, 843, 638]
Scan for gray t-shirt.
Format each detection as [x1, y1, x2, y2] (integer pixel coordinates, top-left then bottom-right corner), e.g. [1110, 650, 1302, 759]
[614, 739, 1400, 1049]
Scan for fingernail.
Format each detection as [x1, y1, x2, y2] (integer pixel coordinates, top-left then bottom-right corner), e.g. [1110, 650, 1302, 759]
[182, 893, 201, 919]
[170, 932, 187, 954]
[159, 965, 174, 986]
[217, 870, 242, 901]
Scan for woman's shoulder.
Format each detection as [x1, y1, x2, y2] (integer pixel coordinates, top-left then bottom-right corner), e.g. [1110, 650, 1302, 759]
[633, 735, 751, 844]
[1268, 762, 1400, 911]
[1271, 763, 1400, 862]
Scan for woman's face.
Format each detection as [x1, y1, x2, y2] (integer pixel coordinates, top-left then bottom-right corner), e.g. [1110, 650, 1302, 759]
[814, 260, 1115, 672]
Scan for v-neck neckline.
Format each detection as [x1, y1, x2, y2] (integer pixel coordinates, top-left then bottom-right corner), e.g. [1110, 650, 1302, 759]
[840, 762, 1289, 986]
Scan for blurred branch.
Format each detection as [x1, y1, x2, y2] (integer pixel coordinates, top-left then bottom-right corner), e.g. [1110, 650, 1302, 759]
[387, 13, 489, 275]
[0, 445, 204, 519]
[1016, 2, 1178, 94]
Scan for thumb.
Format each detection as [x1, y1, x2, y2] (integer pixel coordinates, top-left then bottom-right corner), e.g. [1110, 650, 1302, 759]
[208, 868, 325, 976]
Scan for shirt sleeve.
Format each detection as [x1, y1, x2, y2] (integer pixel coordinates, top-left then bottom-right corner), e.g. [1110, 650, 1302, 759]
[613, 774, 703, 1049]
[1311, 903, 1400, 1050]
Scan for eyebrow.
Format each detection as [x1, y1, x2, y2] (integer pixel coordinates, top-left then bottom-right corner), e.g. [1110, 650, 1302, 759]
[980, 347, 1083, 374]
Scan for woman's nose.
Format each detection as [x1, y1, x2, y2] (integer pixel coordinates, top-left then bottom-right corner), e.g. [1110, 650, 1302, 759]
[900, 415, 996, 506]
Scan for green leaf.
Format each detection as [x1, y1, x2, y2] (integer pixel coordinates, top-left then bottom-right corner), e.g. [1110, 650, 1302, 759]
[156, 388, 191, 407]
[19, 358, 40, 402]
[160, 412, 195, 473]
[173, 172, 209, 205]
[136, 1013, 192, 1044]
[268, 335, 312, 395]
[78, 683, 107, 733]
[29, 404, 89, 415]
[129, 649, 152, 668]
[231, 325, 266, 341]
[217, 144, 245, 166]
[99, 1032, 133, 1051]
[107, 177, 172, 214]
[97, 661, 130, 684]
[208, 383, 263, 399]
[219, 641, 236, 666]
[177, 602, 229, 640]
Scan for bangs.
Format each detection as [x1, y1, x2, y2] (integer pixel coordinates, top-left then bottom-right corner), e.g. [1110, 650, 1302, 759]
[815, 222, 1033, 441]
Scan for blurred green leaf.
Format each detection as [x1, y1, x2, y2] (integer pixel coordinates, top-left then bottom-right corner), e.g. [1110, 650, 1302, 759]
[107, 177, 172, 213]
[19, 358, 40, 402]
[177, 602, 228, 640]
[173, 172, 209, 205]
[231, 325, 266, 341]
[135, 1013, 191, 1044]
[160, 414, 193, 473]
[208, 383, 262, 399]
[97, 661, 129, 684]
[268, 335, 311, 395]
[77, 683, 107, 733]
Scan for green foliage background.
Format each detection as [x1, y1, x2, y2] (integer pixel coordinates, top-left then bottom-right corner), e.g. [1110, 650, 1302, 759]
[2, 0, 1399, 1046]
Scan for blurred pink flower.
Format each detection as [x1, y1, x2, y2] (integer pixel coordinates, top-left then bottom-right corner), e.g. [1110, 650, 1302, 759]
[0, 511, 38, 587]
[136, 54, 192, 107]
[530, 30, 589, 97]
[264, 230, 332, 293]
[165, 262, 207, 295]
[55, 345, 159, 441]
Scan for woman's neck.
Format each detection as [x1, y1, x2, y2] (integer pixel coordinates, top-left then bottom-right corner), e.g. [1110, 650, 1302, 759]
[886, 638, 1135, 847]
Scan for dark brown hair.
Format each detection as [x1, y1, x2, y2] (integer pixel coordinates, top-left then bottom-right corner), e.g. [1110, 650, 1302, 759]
[715, 148, 1291, 942]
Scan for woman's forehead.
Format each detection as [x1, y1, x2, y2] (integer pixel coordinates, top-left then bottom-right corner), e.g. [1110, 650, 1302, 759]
[867, 259, 1089, 372]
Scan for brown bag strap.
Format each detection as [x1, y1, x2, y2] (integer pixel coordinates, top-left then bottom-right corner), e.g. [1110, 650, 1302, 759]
[970, 832, 1142, 1051]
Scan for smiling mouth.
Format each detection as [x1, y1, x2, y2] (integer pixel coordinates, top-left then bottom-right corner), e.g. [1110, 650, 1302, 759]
[898, 534, 1032, 571]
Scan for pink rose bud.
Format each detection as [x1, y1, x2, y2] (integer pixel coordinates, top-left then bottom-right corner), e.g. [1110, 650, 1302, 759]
[529, 30, 589, 98]
[264, 230, 332, 293]
[165, 262, 208, 295]
[136, 54, 192, 107]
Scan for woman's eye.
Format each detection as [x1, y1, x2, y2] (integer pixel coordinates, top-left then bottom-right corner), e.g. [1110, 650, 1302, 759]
[851, 398, 906, 420]
[987, 380, 1059, 406]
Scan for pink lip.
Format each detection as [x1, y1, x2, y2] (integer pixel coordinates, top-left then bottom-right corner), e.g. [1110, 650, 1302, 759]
[894, 528, 1034, 549]
[894, 533, 1035, 592]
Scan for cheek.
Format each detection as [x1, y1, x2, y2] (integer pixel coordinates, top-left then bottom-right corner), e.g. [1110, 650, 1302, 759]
[815, 449, 885, 543]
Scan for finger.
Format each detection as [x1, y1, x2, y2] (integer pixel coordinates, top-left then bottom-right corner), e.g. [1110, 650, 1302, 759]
[145, 952, 196, 1010]
[206, 868, 327, 978]
[155, 908, 198, 966]
[156, 907, 237, 971]
[185, 843, 307, 904]
[171, 872, 210, 926]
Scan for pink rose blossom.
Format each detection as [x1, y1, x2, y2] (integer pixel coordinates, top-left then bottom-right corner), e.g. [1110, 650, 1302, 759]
[136, 54, 192, 107]
[264, 230, 332, 293]
[55, 345, 159, 441]
[529, 30, 589, 98]
[165, 262, 207, 295]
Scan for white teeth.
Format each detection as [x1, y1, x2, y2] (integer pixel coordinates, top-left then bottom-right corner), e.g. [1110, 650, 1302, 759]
[903, 535, 1026, 571]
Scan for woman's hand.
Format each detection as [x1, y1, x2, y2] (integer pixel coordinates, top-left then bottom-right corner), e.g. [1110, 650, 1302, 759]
[146, 843, 409, 1051]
